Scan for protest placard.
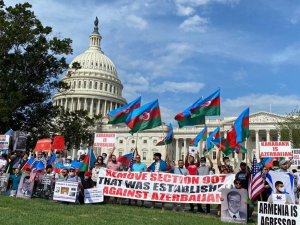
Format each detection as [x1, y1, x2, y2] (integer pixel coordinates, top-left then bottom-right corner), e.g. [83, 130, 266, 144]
[53, 181, 78, 203]
[0, 173, 9, 194]
[291, 149, 300, 167]
[94, 133, 116, 147]
[34, 174, 55, 199]
[16, 173, 34, 199]
[0, 135, 10, 150]
[189, 146, 197, 157]
[13, 131, 27, 151]
[97, 168, 235, 203]
[258, 201, 299, 225]
[259, 141, 292, 158]
[221, 189, 248, 224]
[84, 188, 104, 204]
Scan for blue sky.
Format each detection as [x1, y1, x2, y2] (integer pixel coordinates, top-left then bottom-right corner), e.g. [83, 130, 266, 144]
[7, 0, 300, 123]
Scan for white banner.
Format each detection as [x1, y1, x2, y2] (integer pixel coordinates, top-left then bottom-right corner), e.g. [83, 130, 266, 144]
[53, 181, 78, 203]
[258, 201, 300, 225]
[0, 135, 10, 150]
[93, 133, 116, 147]
[84, 188, 104, 204]
[259, 141, 292, 158]
[97, 168, 235, 204]
[189, 146, 197, 157]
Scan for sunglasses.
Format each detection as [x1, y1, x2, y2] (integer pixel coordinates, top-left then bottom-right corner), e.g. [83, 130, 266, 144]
[235, 183, 241, 185]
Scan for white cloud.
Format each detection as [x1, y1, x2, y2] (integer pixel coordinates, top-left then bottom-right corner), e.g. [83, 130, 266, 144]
[126, 14, 148, 29]
[176, 4, 196, 16]
[223, 94, 300, 115]
[271, 43, 300, 64]
[179, 15, 209, 32]
[154, 81, 205, 93]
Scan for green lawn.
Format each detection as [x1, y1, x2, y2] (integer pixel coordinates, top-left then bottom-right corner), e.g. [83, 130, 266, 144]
[0, 197, 256, 225]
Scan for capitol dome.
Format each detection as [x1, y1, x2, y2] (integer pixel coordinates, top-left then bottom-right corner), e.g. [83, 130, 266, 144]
[53, 17, 127, 116]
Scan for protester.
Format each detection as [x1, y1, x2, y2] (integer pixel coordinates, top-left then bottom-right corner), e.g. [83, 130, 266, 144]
[106, 155, 123, 171]
[19, 153, 29, 170]
[91, 162, 102, 186]
[148, 153, 168, 210]
[132, 154, 147, 172]
[267, 180, 293, 204]
[235, 162, 249, 190]
[79, 171, 94, 204]
[96, 155, 106, 168]
[8, 168, 22, 197]
[197, 155, 213, 213]
[217, 151, 234, 173]
[261, 166, 271, 201]
[170, 159, 189, 211]
[56, 168, 69, 181]
[277, 159, 291, 173]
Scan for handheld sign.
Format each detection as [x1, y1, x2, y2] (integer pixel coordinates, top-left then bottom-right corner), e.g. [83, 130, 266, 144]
[189, 146, 197, 157]
[94, 133, 116, 147]
[53, 181, 78, 203]
[259, 141, 292, 158]
[84, 188, 103, 204]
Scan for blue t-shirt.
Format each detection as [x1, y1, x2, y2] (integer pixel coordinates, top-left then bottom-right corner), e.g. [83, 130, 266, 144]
[132, 163, 147, 172]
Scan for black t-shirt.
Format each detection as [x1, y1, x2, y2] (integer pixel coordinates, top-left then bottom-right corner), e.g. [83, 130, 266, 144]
[235, 171, 249, 189]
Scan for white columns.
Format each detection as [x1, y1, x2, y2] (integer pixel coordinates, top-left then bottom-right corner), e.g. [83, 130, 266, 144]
[71, 98, 74, 111]
[175, 139, 180, 161]
[90, 98, 94, 115]
[255, 130, 259, 151]
[277, 131, 281, 141]
[104, 101, 107, 115]
[64, 98, 68, 111]
[84, 98, 87, 111]
[110, 101, 113, 112]
[97, 99, 100, 115]
[266, 129, 270, 142]
[77, 98, 80, 110]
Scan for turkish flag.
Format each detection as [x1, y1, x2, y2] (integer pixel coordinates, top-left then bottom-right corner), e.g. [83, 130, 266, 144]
[51, 136, 65, 151]
[34, 138, 52, 152]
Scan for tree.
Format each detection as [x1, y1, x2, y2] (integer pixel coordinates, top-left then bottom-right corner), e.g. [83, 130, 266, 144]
[278, 109, 300, 148]
[0, 1, 72, 134]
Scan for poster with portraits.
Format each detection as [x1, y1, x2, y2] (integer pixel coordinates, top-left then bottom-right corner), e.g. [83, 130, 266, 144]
[221, 189, 248, 224]
[53, 181, 78, 203]
[0, 173, 9, 194]
[16, 173, 34, 199]
[34, 174, 55, 200]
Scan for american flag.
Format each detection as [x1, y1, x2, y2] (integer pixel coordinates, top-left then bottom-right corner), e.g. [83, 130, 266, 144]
[248, 155, 265, 201]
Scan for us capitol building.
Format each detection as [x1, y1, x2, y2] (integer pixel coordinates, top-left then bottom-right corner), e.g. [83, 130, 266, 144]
[53, 18, 292, 169]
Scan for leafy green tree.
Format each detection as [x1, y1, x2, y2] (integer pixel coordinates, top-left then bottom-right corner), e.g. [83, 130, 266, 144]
[278, 109, 300, 148]
[0, 1, 72, 134]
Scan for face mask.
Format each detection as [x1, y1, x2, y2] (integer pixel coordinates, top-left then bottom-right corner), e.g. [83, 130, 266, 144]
[279, 187, 285, 193]
[200, 163, 206, 167]
[84, 176, 89, 180]
[225, 162, 231, 166]
[69, 172, 75, 176]
[66, 160, 71, 164]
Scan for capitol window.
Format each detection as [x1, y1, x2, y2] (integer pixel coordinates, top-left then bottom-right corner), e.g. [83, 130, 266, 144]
[95, 82, 98, 89]
[84, 81, 87, 88]
[95, 62, 98, 67]
[143, 140, 147, 144]
[110, 85, 112, 92]
[153, 140, 157, 144]
[213, 151, 217, 159]
[131, 140, 135, 144]
[89, 81, 92, 89]
[119, 140, 123, 144]
[78, 81, 81, 88]
[105, 83, 108, 91]
[142, 152, 147, 160]
[118, 152, 123, 157]
[100, 83, 103, 90]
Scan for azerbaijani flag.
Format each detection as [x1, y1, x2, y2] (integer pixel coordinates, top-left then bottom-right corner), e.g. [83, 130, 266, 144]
[156, 123, 174, 146]
[206, 127, 220, 151]
[107, 96, 141, 124]
[117, 152, 134, 169]
[78, 149, 96, 172]
[125, 99, 162, 134]
[190, 126, 207, 147]
[190, 89, 221, 116]
[235, 107, 250, 143]
[174, 97, 205, 128]
[21, 157, 35, 171]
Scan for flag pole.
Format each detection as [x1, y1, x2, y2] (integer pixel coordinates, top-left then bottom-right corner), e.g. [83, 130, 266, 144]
[159, 117, 169, 162]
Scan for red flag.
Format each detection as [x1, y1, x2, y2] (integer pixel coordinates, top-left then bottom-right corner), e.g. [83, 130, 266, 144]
[51, 136, 65, 151]
[34, 138, 51, 152]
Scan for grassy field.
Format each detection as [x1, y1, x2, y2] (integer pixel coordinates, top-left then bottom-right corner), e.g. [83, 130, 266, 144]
[0, 197, 256, 225]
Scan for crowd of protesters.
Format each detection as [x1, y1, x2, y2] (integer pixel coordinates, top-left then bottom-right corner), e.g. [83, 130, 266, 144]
[0, 147, 299, 215]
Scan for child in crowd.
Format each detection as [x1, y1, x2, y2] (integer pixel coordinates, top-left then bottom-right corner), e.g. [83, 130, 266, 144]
[9, 168, 22, 197]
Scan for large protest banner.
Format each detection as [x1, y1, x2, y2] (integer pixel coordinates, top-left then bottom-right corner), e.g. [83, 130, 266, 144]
[16, 173, 34, 199]
[0, 173, 9, 194]
[84, 188, 104, 204]
[258, 201, 299, 225]
[97, 168, 235, 203]
[94, 133, 116, 147]
[259, 141, 292, 158]
[53, 181, 78, 203]
[221, 189, 248, 224]
[13, 131, 27, 151]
